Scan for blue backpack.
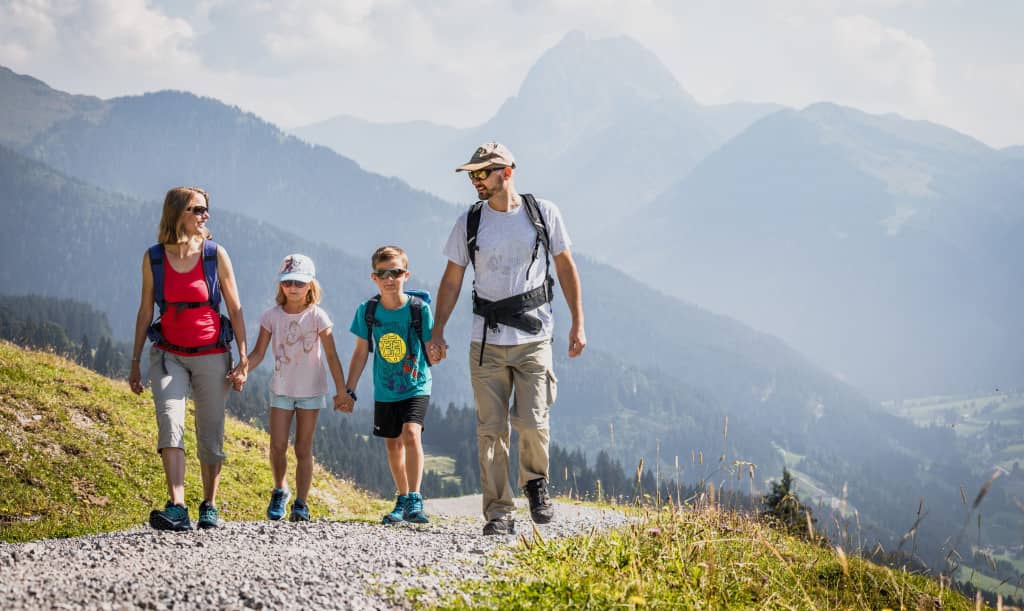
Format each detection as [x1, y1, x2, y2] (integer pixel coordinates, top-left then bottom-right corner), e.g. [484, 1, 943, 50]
[364, 289, 432, 366]
[146, 240, 234, 353]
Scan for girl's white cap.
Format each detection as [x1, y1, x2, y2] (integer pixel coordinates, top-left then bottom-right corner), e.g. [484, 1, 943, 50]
[279, 254, 315, 282]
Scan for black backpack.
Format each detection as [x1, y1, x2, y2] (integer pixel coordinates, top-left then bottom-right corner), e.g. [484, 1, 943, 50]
[364, 289, 432, 366]
[466, 193, 552, 282]
[146, 240, 234, 353]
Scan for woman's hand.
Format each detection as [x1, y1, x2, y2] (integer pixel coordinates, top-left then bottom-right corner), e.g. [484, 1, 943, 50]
[227, 360, 248, 391]
[129, 362, 144, 395]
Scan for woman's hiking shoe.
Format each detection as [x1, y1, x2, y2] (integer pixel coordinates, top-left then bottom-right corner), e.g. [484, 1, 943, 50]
[149, 501, 191, 531]
[382, 494, 408, 524]
[197, 501, 220, 529]
[482, 515, 515, 536]
[524, 478, 554, 524]
[289, 498, 310, 522]
[267, 488, 290, 521]
[403, 492, 429, 524]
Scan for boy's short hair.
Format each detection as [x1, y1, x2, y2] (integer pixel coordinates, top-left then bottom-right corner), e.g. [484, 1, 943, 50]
[371, 245, 408, 269]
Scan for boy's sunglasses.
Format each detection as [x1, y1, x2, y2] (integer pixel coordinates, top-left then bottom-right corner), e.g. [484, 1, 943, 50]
[281, 279, 308, 288]
[467, 167, 504, 181]
[373, 268, 407, 280]
[186, 205, 209, 216]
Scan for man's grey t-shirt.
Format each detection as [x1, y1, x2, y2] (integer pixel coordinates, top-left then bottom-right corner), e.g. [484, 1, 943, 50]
[442, 197, 571, 346]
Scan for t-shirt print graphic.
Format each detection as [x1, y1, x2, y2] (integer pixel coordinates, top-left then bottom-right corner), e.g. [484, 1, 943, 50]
[275, 320, 317, 372]
[377, 330, 419, 394]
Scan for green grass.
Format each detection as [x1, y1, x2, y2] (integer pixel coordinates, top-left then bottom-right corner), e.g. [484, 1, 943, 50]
[436, 505, 981, 610]
[0, 341, 387, 542]
[955, 566, 1024, 603]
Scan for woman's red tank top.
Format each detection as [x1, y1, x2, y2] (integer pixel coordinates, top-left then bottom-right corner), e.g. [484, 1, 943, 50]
[158, 248, 226, 357]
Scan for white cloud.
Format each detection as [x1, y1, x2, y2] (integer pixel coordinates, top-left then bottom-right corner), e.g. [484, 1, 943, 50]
[832, 14, 939, 107]
[1, 0, 1021, 146]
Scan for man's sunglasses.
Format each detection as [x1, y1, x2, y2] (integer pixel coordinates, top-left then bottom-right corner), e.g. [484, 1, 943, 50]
[281, 279, 308, 288]
[467, 167, 505, 181]
[186, 205, 209, 216]
[373, 268, 407, 280]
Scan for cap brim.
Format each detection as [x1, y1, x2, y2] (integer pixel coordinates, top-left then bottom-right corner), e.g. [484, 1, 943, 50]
[279, 272, 314, 282]
[455, 160, 514, 172]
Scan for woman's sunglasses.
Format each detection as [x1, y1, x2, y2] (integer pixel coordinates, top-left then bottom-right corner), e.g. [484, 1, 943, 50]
[467, 167, 505, 181]
[373, 268, 407, 280]
[281, 279, 308, 288]
[186, 205, 209, 216]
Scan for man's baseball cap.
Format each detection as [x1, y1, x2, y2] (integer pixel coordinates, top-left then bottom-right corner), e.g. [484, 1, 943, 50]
[278, 254, 316, 283]
[454, 142, 516, 172]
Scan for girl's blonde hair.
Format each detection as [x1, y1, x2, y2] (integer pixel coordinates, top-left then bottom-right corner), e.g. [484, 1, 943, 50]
[157, 186, 211, 244]
[276, 278, 322, 307]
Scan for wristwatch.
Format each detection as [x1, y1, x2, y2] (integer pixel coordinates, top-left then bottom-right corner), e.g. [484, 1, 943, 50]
[345, 388, 358, 401]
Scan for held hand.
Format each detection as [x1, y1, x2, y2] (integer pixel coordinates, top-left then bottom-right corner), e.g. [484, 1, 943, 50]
[426, 333, 448, 365]
[227, 364, 247, 391]
[129, 363, 144, 395]
[335, 394, 354, 413]
[568, 324, 587, 358]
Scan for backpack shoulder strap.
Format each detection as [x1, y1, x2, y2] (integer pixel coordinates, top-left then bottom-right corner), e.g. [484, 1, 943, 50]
[520, 194, 552, 282]
[466, 201, 484, 268]
[202, 240, 221, 312]
[520, 194, 551, 258]
[148, 244, 166, 314]
[407, 295, 432, 366]
[364, 295, 381, 354]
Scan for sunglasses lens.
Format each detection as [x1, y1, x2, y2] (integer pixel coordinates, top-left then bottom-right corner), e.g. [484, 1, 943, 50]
[375, 269, 405, 279]
[188, 206, 208, 215]
[282, 280, 307, 287]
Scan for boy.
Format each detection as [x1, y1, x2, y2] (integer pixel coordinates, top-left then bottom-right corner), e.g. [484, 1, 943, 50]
[343, 245, 433, 524]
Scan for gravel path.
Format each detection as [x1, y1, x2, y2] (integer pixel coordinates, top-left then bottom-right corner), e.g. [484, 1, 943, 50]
[0, 495, 629, 610]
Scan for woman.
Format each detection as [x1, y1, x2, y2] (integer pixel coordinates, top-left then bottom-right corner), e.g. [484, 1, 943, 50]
[128, 186, 248, 531]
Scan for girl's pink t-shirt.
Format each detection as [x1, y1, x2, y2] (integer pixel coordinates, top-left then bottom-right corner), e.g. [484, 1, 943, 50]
[259, 304, 333, 398]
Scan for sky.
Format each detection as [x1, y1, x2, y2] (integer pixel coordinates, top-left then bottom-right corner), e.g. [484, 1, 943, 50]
[2, 0, 1022, 148]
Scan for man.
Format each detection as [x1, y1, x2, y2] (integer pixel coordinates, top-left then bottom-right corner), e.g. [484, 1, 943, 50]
[427, 142, 586, 536]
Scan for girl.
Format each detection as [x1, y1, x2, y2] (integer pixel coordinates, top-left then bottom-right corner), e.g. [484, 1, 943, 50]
[246, 254, 350, 522]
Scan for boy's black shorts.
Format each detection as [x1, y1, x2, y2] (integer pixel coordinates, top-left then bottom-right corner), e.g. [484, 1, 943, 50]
[373, 395, 430, 438]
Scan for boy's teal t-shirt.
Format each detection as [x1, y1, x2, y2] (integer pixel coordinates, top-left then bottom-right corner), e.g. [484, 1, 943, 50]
[349, 298, 433, 402]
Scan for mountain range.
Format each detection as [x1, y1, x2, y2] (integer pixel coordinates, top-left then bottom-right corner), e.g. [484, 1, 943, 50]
[1, 31, 1021, 583]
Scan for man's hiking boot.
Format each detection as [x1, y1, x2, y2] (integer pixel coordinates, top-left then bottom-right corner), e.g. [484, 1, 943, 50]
[524, 478, 554, 524]
[267, 488, 290, 521]
[149, 501, 191, 531]
[382, 494, 408, 525]
[403, 492, 429, 524]
[290, 498, 310, 522]
[482, 515, 515, 536]
[197, 500, 220, 530]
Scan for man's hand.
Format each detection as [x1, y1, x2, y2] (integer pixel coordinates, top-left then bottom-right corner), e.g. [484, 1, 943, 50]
[568, 323, 587, 358]
[426, 332, 448, 365]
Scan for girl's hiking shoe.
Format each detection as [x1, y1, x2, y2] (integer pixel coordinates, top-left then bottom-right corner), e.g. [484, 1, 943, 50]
[382, 494, 408, 524]
[524, 478, 554, 524]
[289, 498, 310, 522]
[267, 488, 290, 521]
[403, 492, 429, 524]
[149, 501, 191, 531]
[197, 501, 220, 529]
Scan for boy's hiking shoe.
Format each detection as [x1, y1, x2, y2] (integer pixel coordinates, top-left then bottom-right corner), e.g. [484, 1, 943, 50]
[482, 515, 515, 536]
[403, 492, 429, 524]
[382, 494, 408, 525]
[524, 478, 554, 524]
[290, 498, 310, 522]
[267, 488, 290, 521]
[197, 501, 220, 529]
[149, 501, 191, 531]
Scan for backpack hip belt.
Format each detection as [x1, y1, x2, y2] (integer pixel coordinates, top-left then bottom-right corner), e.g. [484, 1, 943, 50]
[471, 277, 554, 365]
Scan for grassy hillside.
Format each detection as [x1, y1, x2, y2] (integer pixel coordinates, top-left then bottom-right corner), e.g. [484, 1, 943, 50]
[0, 341, 384, 542]
[441, 505, 986, 610]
